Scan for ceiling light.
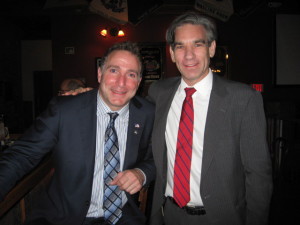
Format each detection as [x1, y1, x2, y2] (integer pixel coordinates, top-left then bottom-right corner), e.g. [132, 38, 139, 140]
[100, 28, 108, 37]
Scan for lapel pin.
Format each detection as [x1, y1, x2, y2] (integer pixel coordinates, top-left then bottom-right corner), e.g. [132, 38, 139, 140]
[135, 124, 140, 128]
[134, 130, 138, 135]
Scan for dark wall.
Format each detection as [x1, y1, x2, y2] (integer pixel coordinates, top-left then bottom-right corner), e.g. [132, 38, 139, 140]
[51, 13, 177, 91]
[51, 8, 300, 106]
[0, 19, 24, 132]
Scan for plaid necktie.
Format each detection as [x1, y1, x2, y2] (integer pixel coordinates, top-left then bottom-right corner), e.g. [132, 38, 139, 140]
[173, 87, 196, 208]
[103, 112, 122, 224]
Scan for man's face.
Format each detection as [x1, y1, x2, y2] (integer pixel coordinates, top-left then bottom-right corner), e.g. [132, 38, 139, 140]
[170, 24, 216, 86]
[98, 50, 141, 111]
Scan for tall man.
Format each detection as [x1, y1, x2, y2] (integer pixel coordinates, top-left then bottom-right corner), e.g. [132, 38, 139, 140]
[0, 42, 155, 225]
[148, 11, 273, 225]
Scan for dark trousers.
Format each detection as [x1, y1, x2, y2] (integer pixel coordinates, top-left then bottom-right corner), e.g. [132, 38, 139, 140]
[163, 197, 209, 225]
[83, 202, 146, 225]
[25, 202, 146, 225]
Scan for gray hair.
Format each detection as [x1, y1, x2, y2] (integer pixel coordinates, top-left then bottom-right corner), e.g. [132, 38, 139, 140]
[100, 41, 143, 76]
[166, 11, 217, 50]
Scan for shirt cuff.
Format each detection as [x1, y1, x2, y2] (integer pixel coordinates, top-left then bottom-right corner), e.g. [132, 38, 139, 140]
[135, 168, 146, 186]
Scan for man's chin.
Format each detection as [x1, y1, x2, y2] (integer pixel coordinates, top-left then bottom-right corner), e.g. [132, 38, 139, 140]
[109, 100, 128, 110]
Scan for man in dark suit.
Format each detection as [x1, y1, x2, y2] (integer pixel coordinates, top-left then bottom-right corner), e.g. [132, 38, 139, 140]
[0, 42, 155, 225]
[148, 12, 273, 225]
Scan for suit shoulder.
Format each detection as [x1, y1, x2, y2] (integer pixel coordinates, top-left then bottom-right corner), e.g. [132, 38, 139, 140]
[53, 89, 97, 110]
[148, 77, 180, 100]
[150, 77, 180, 89]
[134, 96, 154, 108]
[215, 75, 257, 96]
[133, 96, 155, 110]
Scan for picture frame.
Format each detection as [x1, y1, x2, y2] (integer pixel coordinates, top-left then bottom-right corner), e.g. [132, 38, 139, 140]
[275, 14, 300, 86]
[138, 42, 165, 83]
[138, 42, 165, 96]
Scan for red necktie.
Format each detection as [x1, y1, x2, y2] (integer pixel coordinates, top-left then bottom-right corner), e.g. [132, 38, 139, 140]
[173, 87, 196, 208]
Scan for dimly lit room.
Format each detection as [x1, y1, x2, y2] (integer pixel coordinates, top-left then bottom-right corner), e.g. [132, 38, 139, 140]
[1, 0, 300, 224]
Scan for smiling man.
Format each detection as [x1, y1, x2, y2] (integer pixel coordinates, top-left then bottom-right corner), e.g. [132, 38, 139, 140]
[0, 42, 155, 225]
[98, 49, 142, 111]
[148, 11, 273, 225]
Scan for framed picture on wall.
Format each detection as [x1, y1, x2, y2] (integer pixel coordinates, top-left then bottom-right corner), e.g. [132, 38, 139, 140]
[138, 43, 165, 82]
[138, 42, 165, 96]
[275, 14, 300, 86]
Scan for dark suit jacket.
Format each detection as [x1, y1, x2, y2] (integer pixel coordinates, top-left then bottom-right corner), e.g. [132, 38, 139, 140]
[148, 75, 273, 225]
[0, 89, 156, 225]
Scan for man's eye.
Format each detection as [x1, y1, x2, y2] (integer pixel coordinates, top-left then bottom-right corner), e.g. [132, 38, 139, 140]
[128, 73, 137, 78]
[175, 45, 183, 49]
[110, 68, 117, 73]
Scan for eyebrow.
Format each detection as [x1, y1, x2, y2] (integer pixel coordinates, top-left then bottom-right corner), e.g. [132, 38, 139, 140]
[106, 65, 139, 75]
[174, 39, 207, 46]
[106, 65, 120, 70]
[194, 39, 207, 44]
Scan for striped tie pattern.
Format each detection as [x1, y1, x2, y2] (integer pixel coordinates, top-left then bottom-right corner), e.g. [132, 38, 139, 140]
[103, 112, 122, 224]
[173, 87, 196, 208]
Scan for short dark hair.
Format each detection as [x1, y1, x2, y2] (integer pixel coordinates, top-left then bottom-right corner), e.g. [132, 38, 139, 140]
[100, 42, 143, 76]
[166, 11, 217, 50]
[66, 79, 86, 90]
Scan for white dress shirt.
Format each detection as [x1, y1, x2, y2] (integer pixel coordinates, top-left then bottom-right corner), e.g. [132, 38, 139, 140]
[165, 70, 213, 206]
[87, 93, 129, 217]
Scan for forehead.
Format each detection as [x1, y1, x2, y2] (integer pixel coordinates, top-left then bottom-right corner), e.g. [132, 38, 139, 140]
[106, 50, 139, 68]
[174, 24, 207, 42]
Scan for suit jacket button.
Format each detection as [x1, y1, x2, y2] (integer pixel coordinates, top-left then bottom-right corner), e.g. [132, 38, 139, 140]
[204, 195, 210, 199]
[85, 201, 90, 206]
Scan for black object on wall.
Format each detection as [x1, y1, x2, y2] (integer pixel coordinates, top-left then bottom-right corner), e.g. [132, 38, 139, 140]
[127, 0, 163, 25]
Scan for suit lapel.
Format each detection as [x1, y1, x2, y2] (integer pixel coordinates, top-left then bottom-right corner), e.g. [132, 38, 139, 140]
[79, 90, 98, 175]
[123, 97, 145, 170]
[153, 78, 180, 177]
[201, 75, 229, 180]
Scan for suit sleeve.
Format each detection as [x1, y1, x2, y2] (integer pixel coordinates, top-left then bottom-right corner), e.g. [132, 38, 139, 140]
[146, 80, 158, 104]
[0, 97, 59, 200]
[134, 105, 156, 187]
[240, 91, 273, 225]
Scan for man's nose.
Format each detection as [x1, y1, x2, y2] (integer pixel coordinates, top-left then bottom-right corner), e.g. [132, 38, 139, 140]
[184, 46, 195, 59]
[116, 74, 126, 86]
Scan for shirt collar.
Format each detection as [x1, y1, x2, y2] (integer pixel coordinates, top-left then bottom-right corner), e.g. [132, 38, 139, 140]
[179, 69, 213, 96]
[96, 92, 129, 119]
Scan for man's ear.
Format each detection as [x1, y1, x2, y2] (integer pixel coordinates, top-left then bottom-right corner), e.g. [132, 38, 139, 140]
[169, 45, 176, 63]
[97, 67, 102, 83]
[209, 40, 216, 58]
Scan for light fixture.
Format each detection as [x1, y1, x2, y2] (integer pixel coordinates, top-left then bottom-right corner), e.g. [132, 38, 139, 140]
[117, 29, 125, 37]
[100, 28, 108, 37]
[100, 27, 125, 37]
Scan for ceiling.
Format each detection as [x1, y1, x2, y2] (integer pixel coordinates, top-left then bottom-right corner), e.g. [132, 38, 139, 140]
[1, 0, 299, 39]
[1, 0, 299, 18]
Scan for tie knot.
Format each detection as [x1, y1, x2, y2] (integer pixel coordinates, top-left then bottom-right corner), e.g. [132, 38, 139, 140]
[184, 87, 196, 98]
[108, 112, 119, 122]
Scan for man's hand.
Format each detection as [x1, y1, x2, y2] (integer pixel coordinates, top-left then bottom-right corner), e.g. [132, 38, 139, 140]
[110, 169, 145, 194]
